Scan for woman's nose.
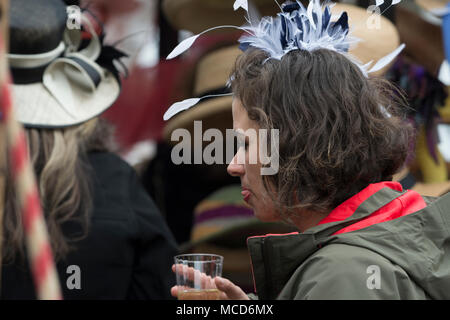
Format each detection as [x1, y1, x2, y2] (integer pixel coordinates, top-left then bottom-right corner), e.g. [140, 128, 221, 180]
[227, 153, 245, 177]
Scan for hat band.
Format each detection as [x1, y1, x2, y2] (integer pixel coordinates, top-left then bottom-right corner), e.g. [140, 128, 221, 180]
[10, 54, 103, 87]
[67, 55, 102, 88]
[196, 86, 232, 102]
[8, 42, 66, 69]
[11, 64, 49, 84]
[197, 86, 231, 97]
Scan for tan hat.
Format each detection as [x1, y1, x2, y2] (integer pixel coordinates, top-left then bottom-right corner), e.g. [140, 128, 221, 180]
[331, 4, 400, 77]
[393, 167, 450, 197]
[416, 0, 448, 12]
[163, 45, 241, 142]
[163, 0, 279, 34]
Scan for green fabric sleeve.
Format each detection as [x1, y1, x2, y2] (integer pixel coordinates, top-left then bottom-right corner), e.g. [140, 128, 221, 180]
[278, 244, 427, 300]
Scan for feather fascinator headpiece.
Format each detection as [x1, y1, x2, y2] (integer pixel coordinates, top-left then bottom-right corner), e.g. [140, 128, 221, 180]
[163, 0, 404, 121]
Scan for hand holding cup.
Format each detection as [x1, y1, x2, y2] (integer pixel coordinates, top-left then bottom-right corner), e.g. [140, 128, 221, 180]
[171, 254, 248, 300]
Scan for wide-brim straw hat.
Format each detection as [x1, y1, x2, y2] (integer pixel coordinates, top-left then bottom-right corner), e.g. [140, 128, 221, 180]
[416, 0, 448, 12]
[163, 45, 240, 142]
[393, 1, 445, 28]
[163, 0, 279, 34]
[8, 0, 122, 128]
[331, 3, 400, 77]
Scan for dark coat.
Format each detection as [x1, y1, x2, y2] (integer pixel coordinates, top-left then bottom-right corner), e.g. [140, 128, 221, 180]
[1, 152, 178, 299]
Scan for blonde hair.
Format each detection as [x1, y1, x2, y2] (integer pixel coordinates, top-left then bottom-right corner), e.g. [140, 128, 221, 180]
[3, 118, 114, 263]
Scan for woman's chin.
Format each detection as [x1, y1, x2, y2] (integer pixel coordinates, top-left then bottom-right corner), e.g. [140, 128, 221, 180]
[253, 208, 279, 222]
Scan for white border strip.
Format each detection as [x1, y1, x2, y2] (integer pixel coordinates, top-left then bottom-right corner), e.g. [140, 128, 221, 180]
[8, 42, 65, 69]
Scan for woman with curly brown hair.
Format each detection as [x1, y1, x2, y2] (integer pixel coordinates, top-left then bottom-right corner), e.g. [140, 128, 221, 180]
[229, 47, 413, 225]
[169, 0, 450, 300]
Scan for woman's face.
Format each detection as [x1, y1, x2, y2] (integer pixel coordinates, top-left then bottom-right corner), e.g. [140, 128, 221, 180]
[227, 98, 279, 222]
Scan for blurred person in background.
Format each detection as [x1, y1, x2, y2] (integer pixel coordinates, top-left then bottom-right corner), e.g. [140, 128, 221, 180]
[1, 0, 177, 299]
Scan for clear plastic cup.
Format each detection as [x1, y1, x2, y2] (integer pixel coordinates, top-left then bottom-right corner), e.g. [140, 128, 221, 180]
[174, 254, 224, 300]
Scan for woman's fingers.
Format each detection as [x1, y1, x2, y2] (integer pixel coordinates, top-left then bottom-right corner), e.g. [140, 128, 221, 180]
[171, 264, 248, 300]
[171, 285, 178, 298]
[201, 273, 215, 290]
[171, 285, 193, 298]
[172, 264, 216, 288]
[172, 263, 196, 281]
[215, 277, 249, 300]
[171, 278, 248, 300]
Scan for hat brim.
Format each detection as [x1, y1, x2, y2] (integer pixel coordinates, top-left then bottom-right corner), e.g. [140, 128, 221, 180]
[411, 181, 450, 197]
[163, 95, 233, 143]
[163, 0, 278, 34]
[331, 4, 401, 76]
[416, 0, 447, 12]
[13, 70, 120, 128]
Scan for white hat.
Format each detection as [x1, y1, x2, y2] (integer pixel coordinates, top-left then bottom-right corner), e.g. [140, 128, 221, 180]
[8, 0, 124, 128]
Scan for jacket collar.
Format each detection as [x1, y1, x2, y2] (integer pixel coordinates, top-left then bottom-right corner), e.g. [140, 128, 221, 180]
[246, 182, 407, 299]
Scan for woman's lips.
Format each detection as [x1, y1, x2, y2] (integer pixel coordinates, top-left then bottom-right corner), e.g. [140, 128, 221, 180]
[241, 188, 251, 202]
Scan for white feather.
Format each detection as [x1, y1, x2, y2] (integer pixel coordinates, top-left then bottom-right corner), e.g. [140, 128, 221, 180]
[163, 98, 201, 120]
[376, 0, 384, 7]
[167, 34, 199, 60]
[240, 17, 286, 59]
[315, 0, 322, 37]
[239, 0, 360, 60]
[392, 0, 401, 5]
[233, 0, 248, 12]
[368, 43, 405, 74]
[167, 24, 244, 60]
[307, 1, 316, 30]
[362, 60, 374, 69]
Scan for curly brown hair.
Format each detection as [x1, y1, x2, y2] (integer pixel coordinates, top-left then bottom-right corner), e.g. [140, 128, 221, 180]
[231, 48, 413, 215]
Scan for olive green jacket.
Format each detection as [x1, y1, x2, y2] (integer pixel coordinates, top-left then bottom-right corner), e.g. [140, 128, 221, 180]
[247, 184, 450, 299]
